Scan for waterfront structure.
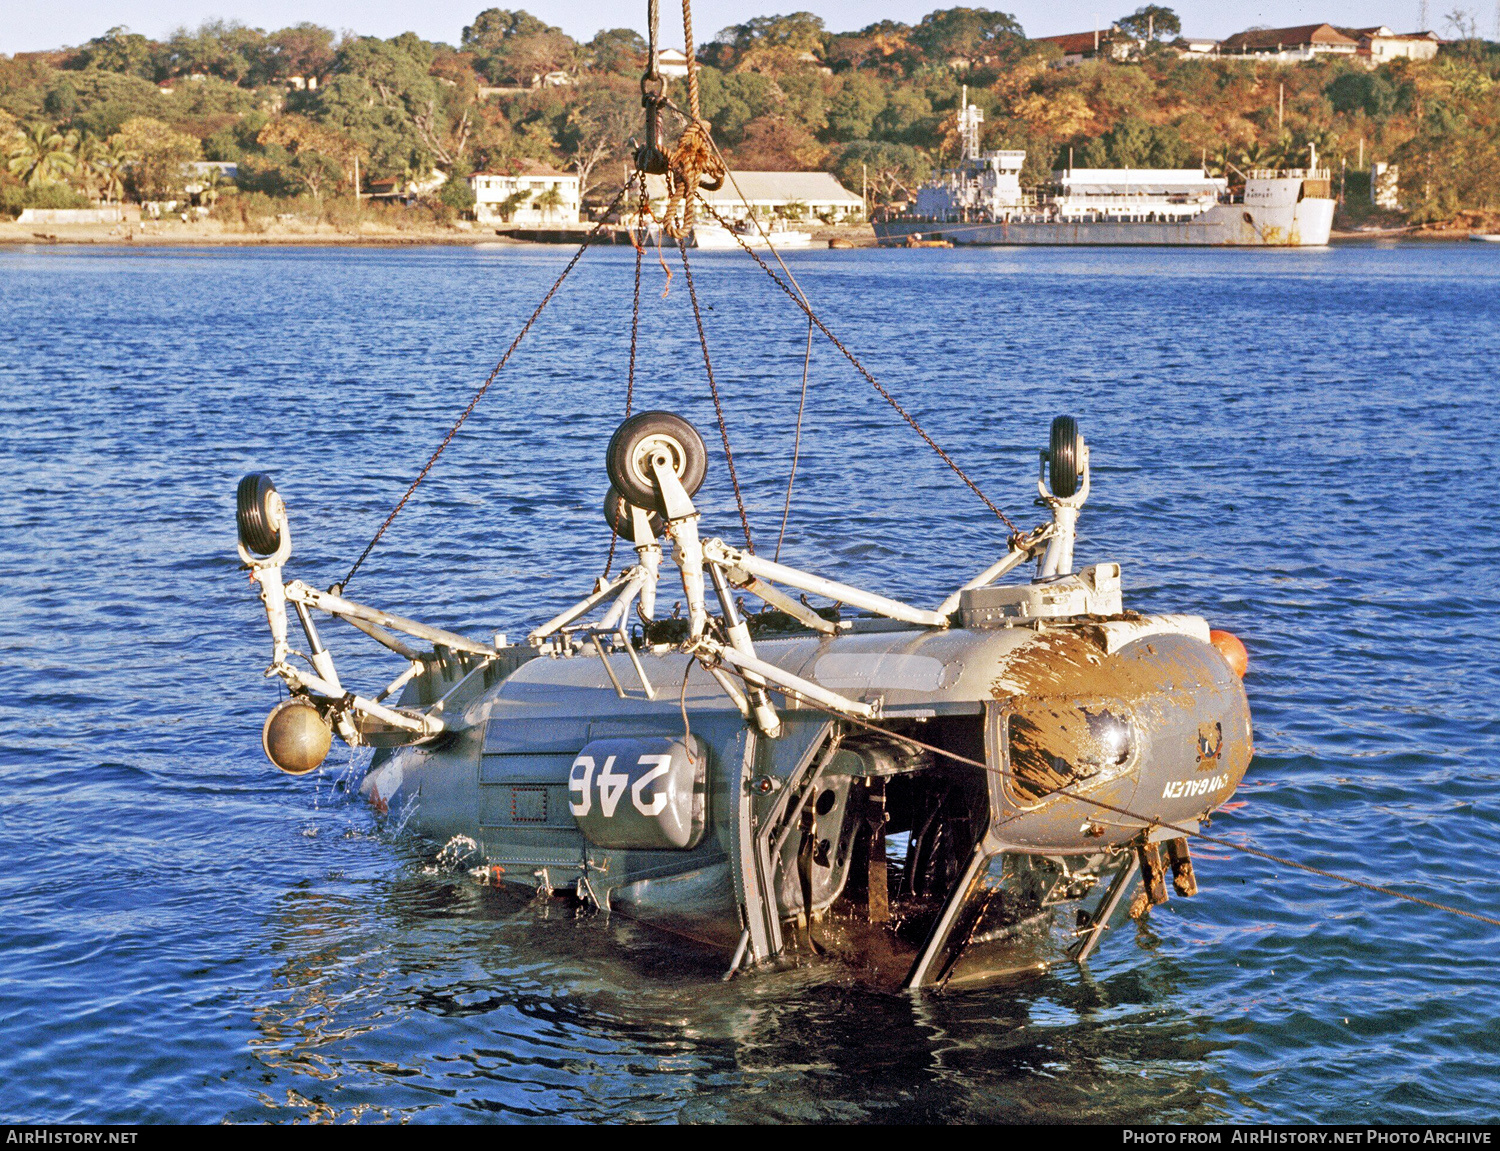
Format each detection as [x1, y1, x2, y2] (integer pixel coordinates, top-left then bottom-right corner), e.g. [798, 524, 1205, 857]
[643, 170, 865, 222]
[1220, 23, 1360, 62]
[469, 163, 582, 225]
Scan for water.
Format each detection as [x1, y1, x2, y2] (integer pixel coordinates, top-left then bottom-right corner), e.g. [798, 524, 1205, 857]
[1, 241, 1498, 1124]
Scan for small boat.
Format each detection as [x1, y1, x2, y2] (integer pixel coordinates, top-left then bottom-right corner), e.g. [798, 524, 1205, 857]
[1469, 233, 1500, 242]
[691, 219, 812, 249]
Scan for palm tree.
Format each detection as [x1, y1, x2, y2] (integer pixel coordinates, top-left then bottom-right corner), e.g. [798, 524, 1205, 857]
[534, 185, 564, 221]
[1206, 142, 1236, 178]
[72, 133, 107, 201]
[1237, 139, 1275, 172]
[91, 138, 138, 204]
[6, 123, 77, 187]
[196, 165, 232, 207]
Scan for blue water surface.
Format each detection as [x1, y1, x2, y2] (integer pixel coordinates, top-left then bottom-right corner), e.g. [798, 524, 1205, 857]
[1, 240, 1498, 1123]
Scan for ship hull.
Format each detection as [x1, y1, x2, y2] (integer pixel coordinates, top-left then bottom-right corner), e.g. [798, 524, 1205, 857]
[875, 198, 1335, 248]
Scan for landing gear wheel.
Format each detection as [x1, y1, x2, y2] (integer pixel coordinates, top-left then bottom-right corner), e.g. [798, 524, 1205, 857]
[605, 411, 707, 513]
[237, 472, 282, 555]
[1048, 416, 1081, 499]
[603, 486, 665, 540]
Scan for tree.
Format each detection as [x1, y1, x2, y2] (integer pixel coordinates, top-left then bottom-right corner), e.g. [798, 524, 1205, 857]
[872, 88, 933, 145]
[1443, 8, 1481, 40]
[826, 73, 886, 140]
[461, 9, 577, 85]
[908, 8, 1024, 67]
[70, 27, 159, 80]
[1325, 70, 1401, 117]
[1077, 115, 1190, 168]
[6, 123, 76, 186]
[439, 172, 476, 212]
[159, 20, 267, 84]
[497, 188, 530, 220]
[318, 37, 471, 173]
[1116, 6, 1181, 42]
[585, 29, 646, 75]
[462, 9, 553, 52]
[716, 13, 827, 56]
[256, 24, 336, 85]
[46, 70, 162, 139]
[1008, 89, 1090, 139]
[558, 78, 637, 198]
[833, 139, 931, 202]
[534, 184, 564, 218]
[731, 115, 826, 168]
[824, 21, 912, 73]
[91, 136, 138, 201]
[109, 116, 200, 199]
[257, 114, 362, 198]
[695, 68, 784, 143]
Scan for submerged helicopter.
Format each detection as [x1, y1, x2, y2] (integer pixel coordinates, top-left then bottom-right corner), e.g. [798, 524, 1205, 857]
[236, 408, 1252, 989]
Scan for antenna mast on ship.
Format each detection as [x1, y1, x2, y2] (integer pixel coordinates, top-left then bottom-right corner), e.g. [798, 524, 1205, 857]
[959, 84, 983, 162]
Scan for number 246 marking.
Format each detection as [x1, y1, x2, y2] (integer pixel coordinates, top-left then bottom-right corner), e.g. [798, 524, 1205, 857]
[569, 754, 672, 819]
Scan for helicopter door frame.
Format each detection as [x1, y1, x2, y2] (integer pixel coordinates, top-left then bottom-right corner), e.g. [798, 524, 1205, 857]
[904, 703, 1004, 987]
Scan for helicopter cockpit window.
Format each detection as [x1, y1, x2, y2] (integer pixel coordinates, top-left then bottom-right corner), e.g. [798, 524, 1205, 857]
[1006, 701, 1136, 806]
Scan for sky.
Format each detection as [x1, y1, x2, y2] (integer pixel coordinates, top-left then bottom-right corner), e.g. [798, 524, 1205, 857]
[2, 1, 1484, 56]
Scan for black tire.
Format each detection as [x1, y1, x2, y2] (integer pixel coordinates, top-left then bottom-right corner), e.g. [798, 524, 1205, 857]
[603, 486, 665, 540]
[605, 411, 707, 513]
[237, 472, 282, 555]
[1049, 416, 1081, 498]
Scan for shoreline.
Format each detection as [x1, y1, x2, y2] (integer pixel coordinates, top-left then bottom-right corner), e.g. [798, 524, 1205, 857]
[0, 220, 884, 249]
[0, 220, 1484, 248]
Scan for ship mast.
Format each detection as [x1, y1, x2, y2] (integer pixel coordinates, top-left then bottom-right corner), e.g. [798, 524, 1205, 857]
[958, 84, 983, 163]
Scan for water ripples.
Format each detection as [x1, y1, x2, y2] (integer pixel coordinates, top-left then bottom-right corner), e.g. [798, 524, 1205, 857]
[1, 242, 1498, 1122]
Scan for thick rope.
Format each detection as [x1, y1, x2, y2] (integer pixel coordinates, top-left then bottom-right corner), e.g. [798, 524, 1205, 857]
[340, 185, 628, 591]
[681, 0, 701, 121]
[657, 0, 723, 238]
[677, 235, 755, 551]
[697, 195, 1023, 541]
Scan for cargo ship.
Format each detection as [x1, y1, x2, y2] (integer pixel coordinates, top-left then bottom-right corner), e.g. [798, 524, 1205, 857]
[873, 97, 1335, 248]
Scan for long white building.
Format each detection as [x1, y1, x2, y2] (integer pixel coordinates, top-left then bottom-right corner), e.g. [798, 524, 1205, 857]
[645, 170, 865, 222]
